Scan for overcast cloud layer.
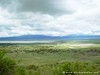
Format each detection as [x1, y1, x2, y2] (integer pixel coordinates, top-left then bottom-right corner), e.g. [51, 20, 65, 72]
[0, 0, 100, 37]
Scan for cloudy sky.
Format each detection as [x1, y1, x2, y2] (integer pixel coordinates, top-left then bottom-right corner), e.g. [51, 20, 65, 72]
[0, 0, 100, 37]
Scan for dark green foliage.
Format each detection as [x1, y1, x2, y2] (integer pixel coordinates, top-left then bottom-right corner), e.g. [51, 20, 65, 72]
[15, 67, 27, 75]
[0, 51, 16, 75]
[55, 62, 100, 75]
[27, 64, 38, 70]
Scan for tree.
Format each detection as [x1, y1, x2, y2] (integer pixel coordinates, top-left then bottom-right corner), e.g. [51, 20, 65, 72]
[0, 50, 16, 75]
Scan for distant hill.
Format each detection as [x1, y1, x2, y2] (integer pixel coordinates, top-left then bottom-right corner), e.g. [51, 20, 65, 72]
[0, 35, 100, 41]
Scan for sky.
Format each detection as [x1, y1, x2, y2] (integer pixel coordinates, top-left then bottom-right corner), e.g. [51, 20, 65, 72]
[0, 0, 100, 37]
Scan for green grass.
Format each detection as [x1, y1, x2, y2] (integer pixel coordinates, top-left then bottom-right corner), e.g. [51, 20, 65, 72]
[0, 40, 100, 75]
[1, 43, 99, 66]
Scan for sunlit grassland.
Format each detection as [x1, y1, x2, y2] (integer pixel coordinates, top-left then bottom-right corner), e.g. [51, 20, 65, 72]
[0, 40, 100, 75]
[1, 43, 100, 66]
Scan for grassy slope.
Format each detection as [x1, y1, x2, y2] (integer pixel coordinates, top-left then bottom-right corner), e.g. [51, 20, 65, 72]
[1, 40, 99, 66]
[0, 40, 100, 75]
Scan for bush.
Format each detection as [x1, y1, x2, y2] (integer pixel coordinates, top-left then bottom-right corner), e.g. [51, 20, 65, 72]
[15, 66, 26, 75]
[0, 50, 16, 75]
[55, 62, 100, 75]
[27, 64, 38, 70]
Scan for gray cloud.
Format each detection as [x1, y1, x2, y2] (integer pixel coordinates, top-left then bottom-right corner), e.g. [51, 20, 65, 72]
[0, 0, 11, 6]
[17, 0, 72, 15]
[0, 0, 72, 15]
[0, 0, 100, 37]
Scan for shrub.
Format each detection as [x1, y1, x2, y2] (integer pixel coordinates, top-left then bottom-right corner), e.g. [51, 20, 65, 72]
[0, 50, 16, 75]
[55, 62, 100, 75]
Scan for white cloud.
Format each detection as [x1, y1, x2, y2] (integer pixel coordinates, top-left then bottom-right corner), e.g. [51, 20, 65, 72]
[0, 0, 100, 37]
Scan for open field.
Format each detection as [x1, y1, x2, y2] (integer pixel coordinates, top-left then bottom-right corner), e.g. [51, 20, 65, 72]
[3, 43, 100, 65]
[0, 40, 100, 75]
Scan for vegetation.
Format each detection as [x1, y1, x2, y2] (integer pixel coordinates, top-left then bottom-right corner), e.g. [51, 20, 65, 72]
[0, 50, 16, 75]
[0, 40, 100, 75]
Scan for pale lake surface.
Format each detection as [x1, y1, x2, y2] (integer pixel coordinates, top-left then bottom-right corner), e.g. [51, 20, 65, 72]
[0, 41, 54, 43]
